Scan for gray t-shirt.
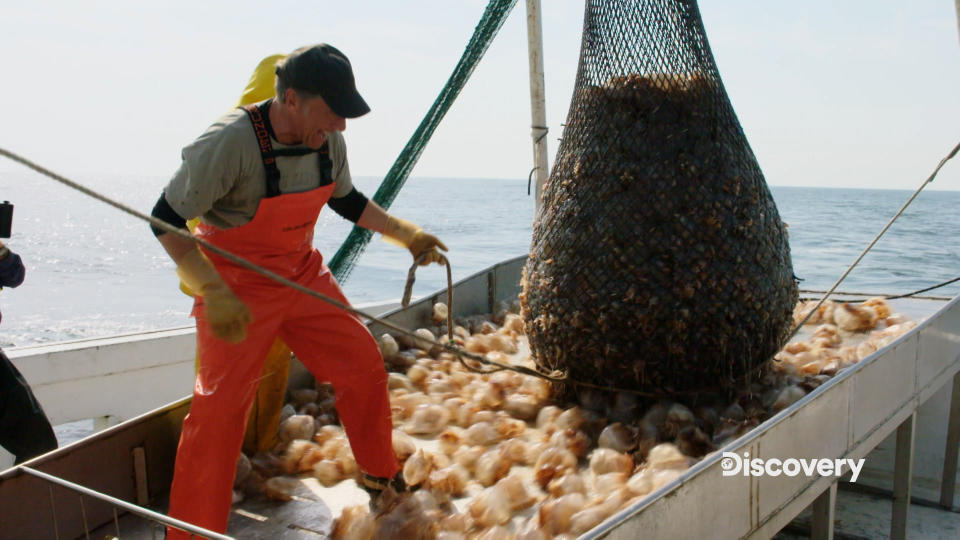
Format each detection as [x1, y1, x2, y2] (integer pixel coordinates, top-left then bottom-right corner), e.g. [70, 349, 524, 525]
[164, 107, 353, 229]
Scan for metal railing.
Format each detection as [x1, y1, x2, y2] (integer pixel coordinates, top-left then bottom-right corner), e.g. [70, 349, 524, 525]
[21, 466, 232, 540]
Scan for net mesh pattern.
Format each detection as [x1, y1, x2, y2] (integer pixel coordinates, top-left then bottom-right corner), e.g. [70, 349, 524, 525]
[328, 0, 518, 282]
[521, 0, 797, 398]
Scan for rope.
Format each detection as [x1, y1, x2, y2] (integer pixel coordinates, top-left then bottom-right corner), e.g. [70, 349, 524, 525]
[798, 288, 952, 300]
[526, 124, 549, 195]
[786, 140, 960, 340]
[527, 166, 539, 195]
[0, 146, 767, 398]
[397, 251, 716, 396]
[402, 252, 495, 375]
[0, 146, 569, 384]
[401, 252, 453, 316]
[18, 139, 953, 398]
[884, 276, 960, 300]
[532, 124, 549, 144]
[401, 252, 551, 378]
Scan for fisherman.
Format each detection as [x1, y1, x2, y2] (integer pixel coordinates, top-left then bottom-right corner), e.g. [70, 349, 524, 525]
[150, 43, 446, 537]
[178, 54, 295, 457]
[0, 239, 58, 464]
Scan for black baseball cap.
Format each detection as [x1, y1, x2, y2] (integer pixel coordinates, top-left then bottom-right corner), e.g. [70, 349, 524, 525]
[276, 43, 370, 118]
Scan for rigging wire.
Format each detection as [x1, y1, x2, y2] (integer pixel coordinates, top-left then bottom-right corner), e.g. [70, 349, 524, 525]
[0, 145, 567, 386]
[786, 140, 960, 340]
[0, 147, 684, 396]
[885, 276, 960, 300]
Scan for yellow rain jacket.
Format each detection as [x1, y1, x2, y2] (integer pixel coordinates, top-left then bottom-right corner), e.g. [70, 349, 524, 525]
[182, 53, 292, 455]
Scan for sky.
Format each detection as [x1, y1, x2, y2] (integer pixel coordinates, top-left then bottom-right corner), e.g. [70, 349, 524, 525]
[0, 0, 958, 192]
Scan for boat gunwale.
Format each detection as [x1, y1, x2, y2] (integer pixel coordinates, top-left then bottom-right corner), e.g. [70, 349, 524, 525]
[583, 291, 960, 539]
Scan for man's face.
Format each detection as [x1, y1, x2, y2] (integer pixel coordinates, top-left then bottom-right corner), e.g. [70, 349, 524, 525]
[291, 93, 347, 149]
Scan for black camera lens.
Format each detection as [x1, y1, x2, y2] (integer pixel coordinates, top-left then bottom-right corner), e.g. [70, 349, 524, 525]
[0, 201, 13, 239]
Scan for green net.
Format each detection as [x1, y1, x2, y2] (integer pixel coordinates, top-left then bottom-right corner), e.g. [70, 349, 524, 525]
[329, 0, 519, 282]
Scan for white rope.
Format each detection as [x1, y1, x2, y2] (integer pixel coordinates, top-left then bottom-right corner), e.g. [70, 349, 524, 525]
[0, 146, 559, 379]
[786, 140, 960, 340]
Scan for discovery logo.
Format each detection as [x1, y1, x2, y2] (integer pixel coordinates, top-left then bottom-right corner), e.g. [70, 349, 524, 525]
[721, 452, 865, 482]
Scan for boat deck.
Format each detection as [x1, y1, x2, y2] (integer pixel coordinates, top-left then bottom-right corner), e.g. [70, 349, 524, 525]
[92, 488, 960, 540]
[2, 256, 959, 539]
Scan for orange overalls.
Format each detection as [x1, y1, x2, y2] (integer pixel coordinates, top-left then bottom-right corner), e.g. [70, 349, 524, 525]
[166, 102, 399, 538]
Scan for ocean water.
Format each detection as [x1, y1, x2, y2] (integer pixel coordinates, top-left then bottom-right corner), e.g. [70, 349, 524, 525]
[0, 170, 958, 348]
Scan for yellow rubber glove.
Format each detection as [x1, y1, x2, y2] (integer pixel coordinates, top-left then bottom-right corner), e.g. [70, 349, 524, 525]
[383, 216, 448, 266]
[176, 249, 253, 343]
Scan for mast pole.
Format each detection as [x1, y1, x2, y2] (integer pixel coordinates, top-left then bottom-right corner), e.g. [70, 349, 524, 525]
[955, 0, 960, 46]
[525, 0, 549, 216]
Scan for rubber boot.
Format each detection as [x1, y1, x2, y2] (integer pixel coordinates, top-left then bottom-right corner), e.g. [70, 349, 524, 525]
[242, 338, 291, 454]
[359, 471, 413, 512]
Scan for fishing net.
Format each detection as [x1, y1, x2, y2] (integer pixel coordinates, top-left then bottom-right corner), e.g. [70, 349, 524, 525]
[521, 0, 797, 400]
[329, 0, 518, 282]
